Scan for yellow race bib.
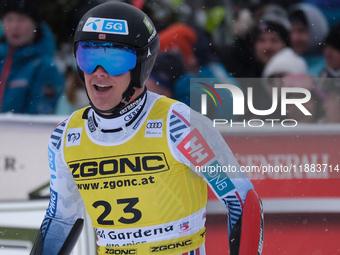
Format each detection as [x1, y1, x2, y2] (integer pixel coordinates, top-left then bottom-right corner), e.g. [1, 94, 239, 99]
[64, 97, 207, 253]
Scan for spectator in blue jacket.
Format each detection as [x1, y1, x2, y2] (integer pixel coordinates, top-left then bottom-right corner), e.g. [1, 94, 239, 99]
[0, 0, 64, 114]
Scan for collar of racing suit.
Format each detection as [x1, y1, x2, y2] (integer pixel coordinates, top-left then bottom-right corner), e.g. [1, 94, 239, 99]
[83, 87, 147, 133]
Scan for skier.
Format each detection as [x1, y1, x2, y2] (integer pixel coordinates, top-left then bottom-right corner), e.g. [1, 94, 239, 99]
[31, 2, 263, 255]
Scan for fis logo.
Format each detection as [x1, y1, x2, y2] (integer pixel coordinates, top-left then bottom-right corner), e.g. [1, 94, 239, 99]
[66, 128, 82, 147]
[83, 17, 129, 35]
[179, 221, 190, 232]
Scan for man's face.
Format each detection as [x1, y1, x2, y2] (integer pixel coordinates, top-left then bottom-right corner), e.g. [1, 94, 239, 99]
[290, 22, 309, 55]
[2, 11, 37, 47]
[84, 66, 131, 113]
[254, 32, 286, 65]
[323, 45, 340, 71]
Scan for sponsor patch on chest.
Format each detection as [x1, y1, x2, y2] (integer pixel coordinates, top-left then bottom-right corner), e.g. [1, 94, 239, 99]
[145, 119, 163, 138]
[66, 127, 82, 147]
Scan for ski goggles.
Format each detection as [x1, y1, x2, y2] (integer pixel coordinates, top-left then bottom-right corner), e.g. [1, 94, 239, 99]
[76, 42, 137, 76]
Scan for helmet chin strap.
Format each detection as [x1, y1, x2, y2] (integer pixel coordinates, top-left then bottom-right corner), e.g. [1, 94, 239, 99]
[89, 82, 136, 118]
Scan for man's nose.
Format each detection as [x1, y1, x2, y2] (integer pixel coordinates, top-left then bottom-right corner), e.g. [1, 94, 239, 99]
[93, 65, 109, 76]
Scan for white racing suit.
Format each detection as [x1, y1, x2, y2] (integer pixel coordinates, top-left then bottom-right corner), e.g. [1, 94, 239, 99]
[39, 90, 263, 255]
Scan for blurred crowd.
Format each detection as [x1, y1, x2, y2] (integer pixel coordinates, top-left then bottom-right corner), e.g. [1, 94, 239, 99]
[1, 0, 340, 123]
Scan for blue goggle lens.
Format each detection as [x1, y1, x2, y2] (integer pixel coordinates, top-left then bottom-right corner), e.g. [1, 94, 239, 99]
[76, 42, 137, 76]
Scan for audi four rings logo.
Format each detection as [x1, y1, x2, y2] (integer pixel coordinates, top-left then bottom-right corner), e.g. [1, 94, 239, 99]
[145, 119, 163, 138]
[147, 122, 162, 129]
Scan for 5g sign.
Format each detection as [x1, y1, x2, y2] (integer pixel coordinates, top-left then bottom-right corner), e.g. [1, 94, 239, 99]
[201, 84, 312, 116]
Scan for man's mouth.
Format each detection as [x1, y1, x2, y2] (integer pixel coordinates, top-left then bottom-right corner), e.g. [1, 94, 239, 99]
[94, 84, 112, 92]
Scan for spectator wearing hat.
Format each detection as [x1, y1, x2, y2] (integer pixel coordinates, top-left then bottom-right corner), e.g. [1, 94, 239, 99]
[318, 22, 340, 123]
[160, 24, 241, 120]
[249, 18, 291, 78]
[288, 3, 329, 77]
[262, 48, 308, 81]
[320, 23, 340, 79]
[245, 48, 305, 120]
[248, 47, 325, 122]
[0, 0, 64, 114]
[220, 4, 291, 79]
[282, 73, 326, 123]
[234, 12, 293, 120]
[158, 23, 198, 73]
[305, 0, 340, 28]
